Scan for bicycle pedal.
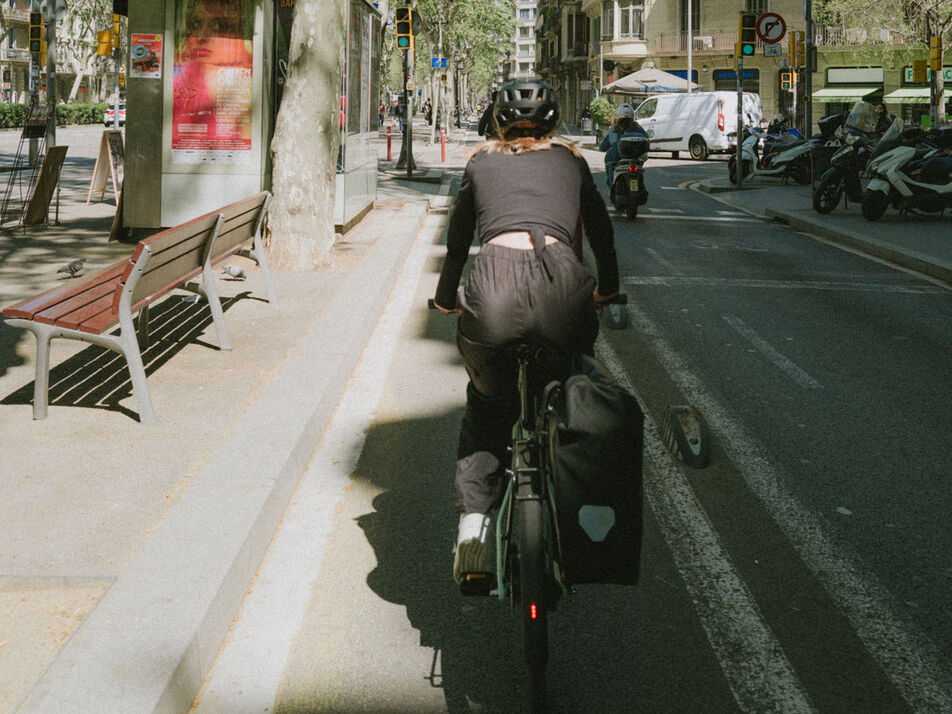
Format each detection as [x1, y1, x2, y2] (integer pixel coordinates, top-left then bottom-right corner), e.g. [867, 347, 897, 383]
[458, 571, 494, 596]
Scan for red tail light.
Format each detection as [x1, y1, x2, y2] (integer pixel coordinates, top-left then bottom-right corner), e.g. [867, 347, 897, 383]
[717, 100, 724, 131]
[627, 164, 639, 173]
[530, 602, 538, 620]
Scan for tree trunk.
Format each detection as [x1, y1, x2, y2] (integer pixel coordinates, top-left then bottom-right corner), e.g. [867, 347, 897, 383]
[68, 70, 84, 102]
[267, 0, 346, 270]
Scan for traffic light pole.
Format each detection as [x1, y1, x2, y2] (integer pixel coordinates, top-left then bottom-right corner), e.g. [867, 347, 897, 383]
[736, 54, 743, 190]
[805, 3, 813, 139]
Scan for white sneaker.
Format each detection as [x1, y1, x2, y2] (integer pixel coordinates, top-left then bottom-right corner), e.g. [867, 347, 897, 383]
[453, 513, 491, 585]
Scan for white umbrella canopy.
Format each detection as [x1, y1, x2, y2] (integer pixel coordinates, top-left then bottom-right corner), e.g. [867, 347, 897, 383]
[603, 66, 700, 94]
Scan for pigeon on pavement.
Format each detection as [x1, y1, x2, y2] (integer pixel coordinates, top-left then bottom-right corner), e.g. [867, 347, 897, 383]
[56, 258, 85, 278]
[221, 265, 246, 280]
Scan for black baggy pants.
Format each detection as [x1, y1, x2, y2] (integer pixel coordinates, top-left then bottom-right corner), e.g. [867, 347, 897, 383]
[453, 242, 598, 514]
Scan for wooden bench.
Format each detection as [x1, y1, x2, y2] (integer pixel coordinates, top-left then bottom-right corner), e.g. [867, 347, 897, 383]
[2, 191, 274, 424]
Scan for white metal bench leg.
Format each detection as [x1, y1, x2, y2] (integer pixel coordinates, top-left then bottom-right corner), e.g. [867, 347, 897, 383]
[5, 318, 157, 424]
[25, 323, 52, 420]
[117, 331, 156, 424]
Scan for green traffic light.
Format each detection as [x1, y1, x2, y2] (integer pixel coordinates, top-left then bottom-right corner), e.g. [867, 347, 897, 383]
[742, 45, 754, 55]
[397, 37, 409, 48]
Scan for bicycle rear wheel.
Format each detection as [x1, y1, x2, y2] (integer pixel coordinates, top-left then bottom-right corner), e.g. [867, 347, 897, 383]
[516, 497, 548, 712]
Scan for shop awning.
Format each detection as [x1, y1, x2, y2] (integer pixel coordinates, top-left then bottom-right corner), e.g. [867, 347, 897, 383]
[882, 87, 952, 104]
[811, 86, 880, 102]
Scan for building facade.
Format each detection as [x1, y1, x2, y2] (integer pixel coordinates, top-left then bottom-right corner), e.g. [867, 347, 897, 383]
[535, 0, 950, 132]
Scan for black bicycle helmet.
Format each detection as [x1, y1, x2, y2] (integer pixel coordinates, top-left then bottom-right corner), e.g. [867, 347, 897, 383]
[492, 80, 560, 138]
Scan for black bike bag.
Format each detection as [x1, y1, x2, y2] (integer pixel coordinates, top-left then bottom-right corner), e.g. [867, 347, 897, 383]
[545, 357, 644, 585]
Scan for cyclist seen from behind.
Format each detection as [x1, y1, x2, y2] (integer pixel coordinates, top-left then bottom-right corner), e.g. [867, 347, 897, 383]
[431, 80, 621, 585]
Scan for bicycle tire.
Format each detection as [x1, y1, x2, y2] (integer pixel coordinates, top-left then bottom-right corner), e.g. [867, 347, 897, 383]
[516, 496, 548, 712]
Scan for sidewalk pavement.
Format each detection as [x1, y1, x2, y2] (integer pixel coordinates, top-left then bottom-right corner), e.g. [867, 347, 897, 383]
[1, 119, 948, 714]
[0, 118, 470, 714]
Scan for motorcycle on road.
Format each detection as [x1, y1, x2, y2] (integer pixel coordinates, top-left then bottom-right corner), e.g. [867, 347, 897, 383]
[610, 133, 650, 220]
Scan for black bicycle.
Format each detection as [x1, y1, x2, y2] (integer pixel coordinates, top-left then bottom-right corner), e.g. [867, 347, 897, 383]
[431, 295, 627, 712]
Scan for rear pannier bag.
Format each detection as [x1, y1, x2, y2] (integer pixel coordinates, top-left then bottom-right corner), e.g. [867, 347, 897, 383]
[544, 358, 644, 585]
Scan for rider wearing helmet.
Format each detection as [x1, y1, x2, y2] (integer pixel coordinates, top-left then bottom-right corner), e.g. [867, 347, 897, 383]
[432, 79, 620, 584]
[599, 102, 648, 188]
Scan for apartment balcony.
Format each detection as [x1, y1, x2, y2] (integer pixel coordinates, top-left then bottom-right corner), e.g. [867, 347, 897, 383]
[1, 6, 30, 23]
[563, 42, 588, 63]
[601, 37, 649, 62]
[652, 31, 738, 54]
[2, 46, 30, 62]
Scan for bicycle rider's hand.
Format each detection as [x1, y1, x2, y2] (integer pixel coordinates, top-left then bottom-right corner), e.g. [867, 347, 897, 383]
[433, 299, 462, 315]
[593, 288, 619, 305]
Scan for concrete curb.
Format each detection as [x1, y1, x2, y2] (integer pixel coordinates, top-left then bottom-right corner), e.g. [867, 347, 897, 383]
[766, 208, 952, 286]
[16, 202, 432, 713]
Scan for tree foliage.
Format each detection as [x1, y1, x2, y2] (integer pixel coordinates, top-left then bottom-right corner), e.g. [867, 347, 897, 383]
[813, 0, 952, 44]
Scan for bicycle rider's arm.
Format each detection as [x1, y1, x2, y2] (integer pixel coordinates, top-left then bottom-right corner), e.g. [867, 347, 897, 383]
[433, 165, 477, 312]
[578, 160, 620, 298]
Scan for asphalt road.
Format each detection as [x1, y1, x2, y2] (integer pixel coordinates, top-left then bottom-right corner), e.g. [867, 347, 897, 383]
[191, 155, 952, 713]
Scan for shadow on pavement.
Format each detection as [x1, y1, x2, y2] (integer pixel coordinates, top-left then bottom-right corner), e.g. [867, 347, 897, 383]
[1, 292, 252, 422]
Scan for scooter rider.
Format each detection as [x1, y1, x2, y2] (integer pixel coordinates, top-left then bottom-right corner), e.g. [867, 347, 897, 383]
[431, 79, 620, 584]
[599, 103, 648, 188]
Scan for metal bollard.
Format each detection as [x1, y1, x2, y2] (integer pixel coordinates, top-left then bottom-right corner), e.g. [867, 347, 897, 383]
[440, 127, 446, 162]
[387, 126, 392, 161]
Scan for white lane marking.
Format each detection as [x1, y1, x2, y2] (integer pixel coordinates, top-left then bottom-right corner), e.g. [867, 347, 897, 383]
[627, 214, 762, 222]
[625, 276, 944, 294]
[192, 222, 434, 713]
[619, 303, 952, 713]
[645, 248, 684, 277]
[596, 335, 815, 714]
[723, 314, 821, 390]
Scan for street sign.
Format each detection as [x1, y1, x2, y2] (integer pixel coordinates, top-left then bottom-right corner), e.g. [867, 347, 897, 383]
[764, 43, 782, 57]
[756, 12, 786, 43]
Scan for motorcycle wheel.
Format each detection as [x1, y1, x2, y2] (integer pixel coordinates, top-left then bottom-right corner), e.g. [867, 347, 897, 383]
[861, 189, 890, 221]
[728, 157, 750, 185]
[790, 158, 811, 185]
[813, 174, 844, 214]
[625, 204, 638, 219]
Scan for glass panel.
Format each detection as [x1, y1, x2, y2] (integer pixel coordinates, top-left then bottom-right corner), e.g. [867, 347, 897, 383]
[172, 0, 255, 165]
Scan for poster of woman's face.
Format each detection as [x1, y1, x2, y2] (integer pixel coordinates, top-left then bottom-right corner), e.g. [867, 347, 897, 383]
[172, 0, 255, 164]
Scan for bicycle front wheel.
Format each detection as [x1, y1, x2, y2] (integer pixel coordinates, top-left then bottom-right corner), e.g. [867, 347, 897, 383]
[516, 497, 548, 712]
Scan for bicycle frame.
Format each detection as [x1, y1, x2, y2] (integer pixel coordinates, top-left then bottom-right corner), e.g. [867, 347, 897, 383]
[493, 346, 562, 601]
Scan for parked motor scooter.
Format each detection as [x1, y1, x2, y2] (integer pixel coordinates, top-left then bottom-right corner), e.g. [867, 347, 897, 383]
[861, 118, 952, 221]
[730, 112, 843, 186]
[611, 133, 650, 219]
[813, 101, 878, 213]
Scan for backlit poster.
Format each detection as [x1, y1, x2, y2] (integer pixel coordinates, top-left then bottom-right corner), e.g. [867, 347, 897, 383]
[172, 0, 254, 164]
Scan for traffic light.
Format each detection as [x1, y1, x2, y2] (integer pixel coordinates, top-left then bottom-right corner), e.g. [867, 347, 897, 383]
[912, 59, 927, 83]
[930, 36, 943, 72]
[112, 14, 120, 49]
[97, 30, 112, 56]
[790, 30, 805, 66]
[781, 72, 792, 90]
[738, 12, 756, 57]
[29, 12, 44, 54]
[395, 7, 412, 51]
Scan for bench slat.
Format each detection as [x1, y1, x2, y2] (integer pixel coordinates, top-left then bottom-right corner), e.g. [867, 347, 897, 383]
[119, 212, 222, 307]
[43, 290, 119, 333]
[212, 193, 267, 257]
[2, 262, 126, 321]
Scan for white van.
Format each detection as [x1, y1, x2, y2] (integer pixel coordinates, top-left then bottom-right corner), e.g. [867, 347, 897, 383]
[632, 91, 763, 160]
